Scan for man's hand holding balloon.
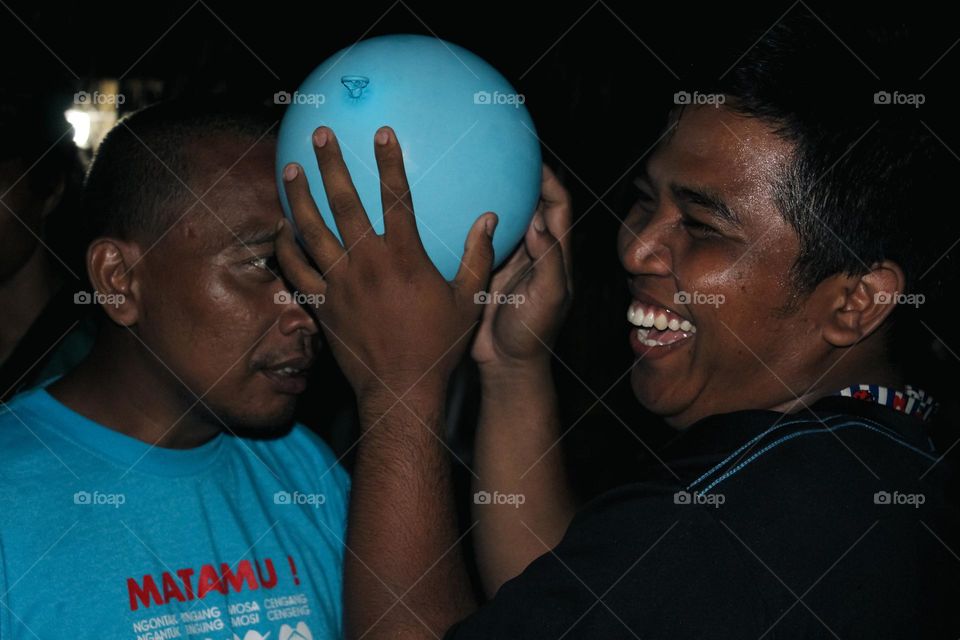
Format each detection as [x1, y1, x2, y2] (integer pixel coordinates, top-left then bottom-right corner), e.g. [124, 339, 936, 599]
[469, 165, 578, 596]
[471, 164, 574, 371]
[276, 125, 496, 406]
[276, 125, 492, 638]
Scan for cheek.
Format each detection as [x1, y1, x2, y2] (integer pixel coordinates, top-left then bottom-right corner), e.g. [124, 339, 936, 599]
[153, 275, 274, 378]
[196, 279, 282, 357]
[673, 244, 744, 318]
[677, 250, 769, 346]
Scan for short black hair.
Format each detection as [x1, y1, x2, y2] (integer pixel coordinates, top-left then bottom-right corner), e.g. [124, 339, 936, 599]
[703, 10, 956, 308]
[81, 98, 279, 242]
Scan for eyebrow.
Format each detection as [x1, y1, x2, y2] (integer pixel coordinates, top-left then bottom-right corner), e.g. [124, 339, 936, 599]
[670, 184, 741, 227]
[232, 228, 279, 247]
[633, 169, 742, 228]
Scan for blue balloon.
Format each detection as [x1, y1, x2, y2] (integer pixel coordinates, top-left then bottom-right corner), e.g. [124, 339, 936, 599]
[276, 34, 541, 280]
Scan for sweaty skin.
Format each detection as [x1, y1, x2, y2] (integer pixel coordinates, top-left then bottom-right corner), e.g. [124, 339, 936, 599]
[278, 105, 907, 639]
[620, 105, 904, 428]
[50, 135, 319, 449]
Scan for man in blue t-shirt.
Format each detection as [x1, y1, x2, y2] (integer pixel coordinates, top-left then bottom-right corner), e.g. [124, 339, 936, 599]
[0, 101, 350, 639]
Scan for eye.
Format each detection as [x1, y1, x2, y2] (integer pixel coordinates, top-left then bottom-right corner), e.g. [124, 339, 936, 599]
[631, 177, 655, 203]
[247, 254, 280, 275]
[681, 217, 720, 238]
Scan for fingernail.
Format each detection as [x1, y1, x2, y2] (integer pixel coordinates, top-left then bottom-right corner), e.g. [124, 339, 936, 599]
[534, 216, 546, 233]
[313, 128, 328, 148]
[485, 215, 498, 237]
[283, 164, 299, 182]
[375, 128, 390, 145]
[276, 219, 285, 232]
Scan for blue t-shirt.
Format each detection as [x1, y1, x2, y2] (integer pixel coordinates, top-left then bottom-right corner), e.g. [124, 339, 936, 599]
[0, 386, 350, 640]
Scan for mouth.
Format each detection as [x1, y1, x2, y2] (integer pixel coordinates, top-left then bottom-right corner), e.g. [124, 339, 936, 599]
[258, 355, 313, 394]
[627, 298, 697, 357]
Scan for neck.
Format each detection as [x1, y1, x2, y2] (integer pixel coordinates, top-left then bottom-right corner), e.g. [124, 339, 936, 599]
[47, 326, 222, 449]
[0, 246, 64, 364]
[770, 342, 905, 415]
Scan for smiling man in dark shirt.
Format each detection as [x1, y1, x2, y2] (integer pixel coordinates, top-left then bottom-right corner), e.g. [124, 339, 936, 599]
[275, 10, 960, 640]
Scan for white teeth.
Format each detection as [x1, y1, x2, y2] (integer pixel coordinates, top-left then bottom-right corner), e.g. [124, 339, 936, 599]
[636, 327, 669, 347]
[628, 302, 698, 334]
[636, 328, 658, 347]
[275, 367, 300, 376]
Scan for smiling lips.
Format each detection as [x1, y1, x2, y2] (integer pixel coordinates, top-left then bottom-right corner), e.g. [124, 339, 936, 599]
[627, 300, 696, 348]
[260, 355, 313, 394]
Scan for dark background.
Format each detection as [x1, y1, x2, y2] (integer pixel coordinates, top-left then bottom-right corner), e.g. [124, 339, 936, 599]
[2, 0, 958, 501]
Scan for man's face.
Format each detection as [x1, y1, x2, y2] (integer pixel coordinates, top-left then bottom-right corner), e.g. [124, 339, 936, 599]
[618, 105, 820, 428]
[133, 135, 318, 430]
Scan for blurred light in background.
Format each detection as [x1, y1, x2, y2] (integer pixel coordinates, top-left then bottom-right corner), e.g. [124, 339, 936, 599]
[64, 109, 91, 147]
[64, 79, 123, 151]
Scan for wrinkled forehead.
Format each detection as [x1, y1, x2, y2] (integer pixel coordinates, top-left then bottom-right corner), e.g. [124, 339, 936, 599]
[173, 136, 282, 252]
[646, 105, 793, 199]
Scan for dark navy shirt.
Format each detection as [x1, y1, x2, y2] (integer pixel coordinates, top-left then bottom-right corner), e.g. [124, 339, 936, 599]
[447, 395, 960, 639]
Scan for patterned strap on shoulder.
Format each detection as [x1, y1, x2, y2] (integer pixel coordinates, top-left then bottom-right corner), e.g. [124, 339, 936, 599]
[836, 384, 938, 422]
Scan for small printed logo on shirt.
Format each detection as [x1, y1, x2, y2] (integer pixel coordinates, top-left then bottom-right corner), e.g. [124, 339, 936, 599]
[279, 622, 313, 640]
[224, 622, 313, 640]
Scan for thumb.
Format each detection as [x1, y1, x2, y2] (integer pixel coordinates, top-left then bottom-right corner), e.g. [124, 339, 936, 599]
[524, 213, 567, 299]
[454, 212, 497, 296]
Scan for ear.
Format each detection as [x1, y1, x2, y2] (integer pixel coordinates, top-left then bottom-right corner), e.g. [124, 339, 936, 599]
[820, 260, 906, 347]
[86, 238, 143, 327]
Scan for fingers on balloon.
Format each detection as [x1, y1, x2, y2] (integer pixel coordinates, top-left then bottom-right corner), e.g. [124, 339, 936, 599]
[310, 127, 375, 249]
[281, 161, 345, 273]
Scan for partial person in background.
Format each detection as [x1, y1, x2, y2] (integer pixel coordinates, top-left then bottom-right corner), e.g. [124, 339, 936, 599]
[0, 85, 96, 401]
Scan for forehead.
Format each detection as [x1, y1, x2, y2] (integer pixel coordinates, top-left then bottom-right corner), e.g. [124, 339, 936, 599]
[177, 136, 280, 248]
[646, 105, 793, 201]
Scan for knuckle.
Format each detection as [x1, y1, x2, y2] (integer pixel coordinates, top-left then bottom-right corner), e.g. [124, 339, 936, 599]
[328, 192, 361, 217]
[298, 221, 323, 245]
[383, 196, 412, 216]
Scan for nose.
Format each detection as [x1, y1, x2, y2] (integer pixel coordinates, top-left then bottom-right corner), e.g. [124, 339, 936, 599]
[618, 209, 675, 278]
[277, 289, 319, 337]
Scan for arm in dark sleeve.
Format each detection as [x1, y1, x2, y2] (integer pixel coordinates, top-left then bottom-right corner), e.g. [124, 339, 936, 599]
[445, 483, 765, 640]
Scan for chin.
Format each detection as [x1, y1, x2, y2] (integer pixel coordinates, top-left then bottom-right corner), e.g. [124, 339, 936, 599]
[630, 369, 691, 425]
[211, 395, 298, 435]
